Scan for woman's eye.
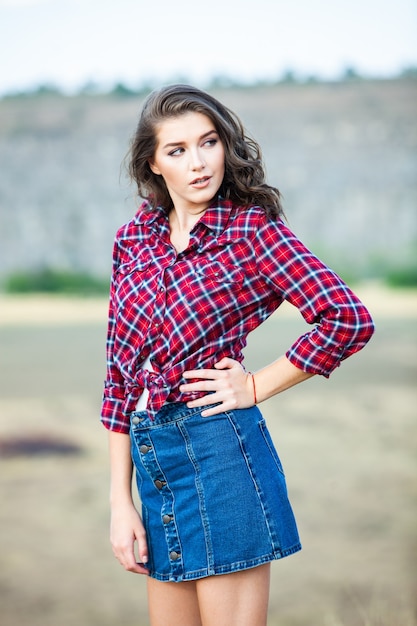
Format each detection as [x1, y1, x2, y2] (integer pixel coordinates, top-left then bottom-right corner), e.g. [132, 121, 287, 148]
[204, 138, 217, 147]
[168, 147, 184, 156]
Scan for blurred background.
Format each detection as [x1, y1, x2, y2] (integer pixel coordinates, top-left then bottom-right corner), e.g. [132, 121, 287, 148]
[0, 1, 416, 625]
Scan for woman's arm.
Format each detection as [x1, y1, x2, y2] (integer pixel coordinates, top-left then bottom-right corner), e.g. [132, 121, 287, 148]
[181, 355, 313, 417]
[101, 239, 129, 433]
[250, 354, 314, 400]
[180, 215, 374, 415]
[108, 430, 149, 575]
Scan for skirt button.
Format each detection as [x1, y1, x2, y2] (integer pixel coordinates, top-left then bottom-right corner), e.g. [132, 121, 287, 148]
[162, 514, 172, 524]
[140, 444, 151, 454]
[132, 416, 144, 425]
[169, 551, 180, 560]
[154, 479, 166, 490]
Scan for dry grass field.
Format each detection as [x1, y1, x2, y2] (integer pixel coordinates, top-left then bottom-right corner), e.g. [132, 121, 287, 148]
[0, 286, 416, 626]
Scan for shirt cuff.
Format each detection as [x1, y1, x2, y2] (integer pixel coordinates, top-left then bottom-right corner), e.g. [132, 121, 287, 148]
[101, 384, 130, 434]
[286, 333, 346, 378]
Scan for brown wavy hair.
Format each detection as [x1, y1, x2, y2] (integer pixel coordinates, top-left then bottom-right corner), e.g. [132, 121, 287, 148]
[127, 84, 283, 219]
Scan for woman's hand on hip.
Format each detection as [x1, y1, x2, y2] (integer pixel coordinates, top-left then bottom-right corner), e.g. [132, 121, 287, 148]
[110, 503, 149, 575]
[180, 357, 255, 417]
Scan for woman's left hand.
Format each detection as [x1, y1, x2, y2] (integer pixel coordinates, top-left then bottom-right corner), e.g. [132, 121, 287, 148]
[180, 357, 255, 417]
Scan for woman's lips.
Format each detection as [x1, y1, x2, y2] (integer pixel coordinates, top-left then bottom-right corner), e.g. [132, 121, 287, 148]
[190, 176, 211, 187]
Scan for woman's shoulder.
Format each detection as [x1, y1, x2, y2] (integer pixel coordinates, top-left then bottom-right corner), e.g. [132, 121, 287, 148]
[114, 200, 161, 241]
[224, 204, 307, 256]
[227, 202, 284, 233]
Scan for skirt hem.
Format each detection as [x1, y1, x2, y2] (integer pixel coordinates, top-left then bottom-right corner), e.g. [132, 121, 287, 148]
[146, 543, 302, 582]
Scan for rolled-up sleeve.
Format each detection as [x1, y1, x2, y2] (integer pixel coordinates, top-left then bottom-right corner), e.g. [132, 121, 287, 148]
[254, 216, 375, 377]
[101, 238, 129, 433]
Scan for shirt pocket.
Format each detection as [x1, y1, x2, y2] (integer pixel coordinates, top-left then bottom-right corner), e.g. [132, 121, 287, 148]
[195, 260, 244, 285]
[114, 258, 152, 311]
[115, 258, 151, 277]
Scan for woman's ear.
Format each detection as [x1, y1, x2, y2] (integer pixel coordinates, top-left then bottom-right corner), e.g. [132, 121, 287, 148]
[148, 159, 161, 175]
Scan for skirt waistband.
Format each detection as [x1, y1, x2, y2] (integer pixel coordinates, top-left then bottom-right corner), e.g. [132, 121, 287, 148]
[130, 401, 220, 428]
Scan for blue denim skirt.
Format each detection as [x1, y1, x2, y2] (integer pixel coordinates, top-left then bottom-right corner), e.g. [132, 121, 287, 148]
[130, 402, 301, 582]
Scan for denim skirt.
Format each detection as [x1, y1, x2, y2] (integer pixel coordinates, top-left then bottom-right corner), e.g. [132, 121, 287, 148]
[130, 402, 301, 582]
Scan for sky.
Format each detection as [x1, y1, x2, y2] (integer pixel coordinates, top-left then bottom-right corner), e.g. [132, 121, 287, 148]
[0, 0, 416, 95]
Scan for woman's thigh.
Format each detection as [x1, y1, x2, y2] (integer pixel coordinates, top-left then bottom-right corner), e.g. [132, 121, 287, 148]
[147, 577, 202, 626]
[147, 563, 270, 626]
[196, 563, 271, 626]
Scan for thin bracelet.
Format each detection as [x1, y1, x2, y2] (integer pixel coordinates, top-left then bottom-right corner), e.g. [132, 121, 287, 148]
[249, 372, 257, 405]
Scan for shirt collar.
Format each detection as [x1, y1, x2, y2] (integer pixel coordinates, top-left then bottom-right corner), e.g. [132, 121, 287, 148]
[196, 198, 235, 236]
[134, 198, 236, 236]
[134, 201, 167, 227]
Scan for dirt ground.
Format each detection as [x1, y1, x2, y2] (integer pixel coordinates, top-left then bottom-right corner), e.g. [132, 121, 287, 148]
[0, 286, 416, 626]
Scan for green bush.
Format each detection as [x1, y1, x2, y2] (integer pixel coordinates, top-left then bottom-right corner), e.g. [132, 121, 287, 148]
[5, 269, 109, 295]
[385, 264, 417, 288]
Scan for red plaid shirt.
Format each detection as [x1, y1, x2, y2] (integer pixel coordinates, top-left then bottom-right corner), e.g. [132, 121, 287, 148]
[101, 199, 374, 433]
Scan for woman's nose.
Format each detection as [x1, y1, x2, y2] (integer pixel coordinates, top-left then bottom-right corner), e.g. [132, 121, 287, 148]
[190, 149, 206, 170]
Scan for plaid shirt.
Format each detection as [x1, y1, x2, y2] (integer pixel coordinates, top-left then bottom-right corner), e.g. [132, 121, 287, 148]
[101, 199, 374, 433]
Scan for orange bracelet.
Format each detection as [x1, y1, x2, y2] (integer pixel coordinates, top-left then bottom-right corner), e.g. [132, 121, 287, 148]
[249, 372, 257, 405]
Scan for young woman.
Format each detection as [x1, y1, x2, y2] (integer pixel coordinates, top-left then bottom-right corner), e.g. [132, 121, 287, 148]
[101, 84, 374, 626]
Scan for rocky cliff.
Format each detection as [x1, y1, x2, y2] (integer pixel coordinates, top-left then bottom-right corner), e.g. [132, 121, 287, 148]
[0, 79, 415, 284]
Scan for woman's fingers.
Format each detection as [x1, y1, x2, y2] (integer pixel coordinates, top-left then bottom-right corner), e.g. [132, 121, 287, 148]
[182, 368, 224, 382]
[112, 537, 149, 575]
[110, 508, 150, 576]
[136, 529, 149, 568]
[182, 358, 241, 388]
[181, 358, 254, 415]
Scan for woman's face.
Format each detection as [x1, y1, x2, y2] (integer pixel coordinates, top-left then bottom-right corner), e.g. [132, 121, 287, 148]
[149, 111, 225, 214]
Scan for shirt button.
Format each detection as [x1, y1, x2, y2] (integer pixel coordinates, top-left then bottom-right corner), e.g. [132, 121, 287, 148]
[169, 551, 180, 561]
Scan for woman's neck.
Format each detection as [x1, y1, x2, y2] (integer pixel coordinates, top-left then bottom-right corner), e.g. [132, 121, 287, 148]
[168, 209, 201, 254]
[169, 205, 206, 232]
